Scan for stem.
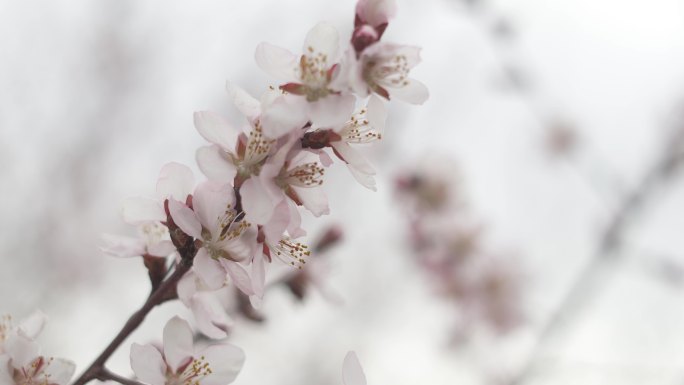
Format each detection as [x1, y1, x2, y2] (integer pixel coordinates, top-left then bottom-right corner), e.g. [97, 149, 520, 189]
[96, 369, 146, 385]
[72, 256, 194, 385]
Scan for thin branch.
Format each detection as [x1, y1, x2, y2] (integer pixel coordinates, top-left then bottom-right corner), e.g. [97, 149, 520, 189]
[96, 369, 146, 385]
[72, 251, 195, 385]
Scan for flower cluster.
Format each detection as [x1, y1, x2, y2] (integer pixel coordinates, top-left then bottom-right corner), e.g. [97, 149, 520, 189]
[93, 0, 424, 384]
[395, 156, 525, 338]
[0, 311, 75, 385]
[102, 0, 426, 342]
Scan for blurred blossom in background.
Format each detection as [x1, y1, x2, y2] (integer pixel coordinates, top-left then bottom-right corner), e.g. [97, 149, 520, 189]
[3, 0, 684, 384]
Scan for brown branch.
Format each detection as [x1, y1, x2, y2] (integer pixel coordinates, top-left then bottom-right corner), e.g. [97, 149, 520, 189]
[95, 368, 146, 385]
[72, 247, 196, 385]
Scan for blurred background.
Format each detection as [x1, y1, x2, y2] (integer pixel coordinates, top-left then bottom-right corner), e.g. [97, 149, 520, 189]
[2, 0, 684, 384]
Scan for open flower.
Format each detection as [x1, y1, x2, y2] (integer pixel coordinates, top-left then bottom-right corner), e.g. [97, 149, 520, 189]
[328, 95, 386, 191]
[130, 317, 244, 385]
[0, 316, 75, 385]
[194, 101, 275, 184]
[168, 181, 256, 295]
[255, 23, 355, 130]
[240, 133, 329, 228]
[335, 43, 428, 104]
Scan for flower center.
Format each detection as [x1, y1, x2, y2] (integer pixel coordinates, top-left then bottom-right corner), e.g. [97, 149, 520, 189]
[167, 356, 212, 385]
[365, 54, 410, 89]
[13, 357, 55, 385]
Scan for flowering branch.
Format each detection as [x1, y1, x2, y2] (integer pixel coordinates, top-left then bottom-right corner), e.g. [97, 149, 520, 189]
[72, 239, 197, 385]
[2, 2, 424, 385]
[96, 369, 146, 385]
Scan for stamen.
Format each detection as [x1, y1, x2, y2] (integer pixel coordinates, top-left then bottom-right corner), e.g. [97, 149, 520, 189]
[217, 210, 250, 242]
[286, 162, 325, 187]
[181, 356, 213, 385]
[244, 122, 274, 165]
[341, 110, 382, 144]
[0, 314, 12, 343]
[271, 238, 310, 269]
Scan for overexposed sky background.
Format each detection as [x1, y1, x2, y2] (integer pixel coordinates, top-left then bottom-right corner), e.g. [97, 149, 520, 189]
[2, 0, 684, 384]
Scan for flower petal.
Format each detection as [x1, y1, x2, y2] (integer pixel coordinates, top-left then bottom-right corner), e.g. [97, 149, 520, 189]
[286, 200, 306, 238]
[226, 82, 261, 122]
[130, 343, 167, 385]
[251, 251, 267, 301]
[163, 317, 194, 373]
[255, 42, 298, 82]
[5, 332, 39, 368]
[342, 352, 367, 385]
[168, 199, 202, 239]
[197, 344, 245, 385]
[308, 94, 356, 129]
[100, 234, 146, 258]
[192, 182, 234, 232]
[348, 165, 377, 191]
[190, 294, 233, 340]
[147, 240, 176, 258]
[18, 310, 48, 340]
[262, 200, 290, 242]
[291, 186, 330, 217]
[42, 358, 76, 385]
[194, 111, 240, 150]
[156, 162, 195, 201]
[177, 271, 198, 305]
[220, 260, 254, 295]
[387, 78, 429, 105]
[196, 145, 238, 183]
[366, 95, 387, 133]
[0, 355, 13, 385]
[330, 142, 377, 191]
[193, 248, 226, 290]
[240, 178, 276, 225]
[303, 22, 340, 61]
[260, 94, 309, 139]
[122, 197, 165, 225]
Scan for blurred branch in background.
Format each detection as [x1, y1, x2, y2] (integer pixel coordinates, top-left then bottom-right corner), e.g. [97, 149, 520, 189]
[510, 113, 684, 385]
[451, 0, 684, 383]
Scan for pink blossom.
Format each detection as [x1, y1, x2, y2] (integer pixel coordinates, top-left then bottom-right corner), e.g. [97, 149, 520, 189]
[240, 133, 329, 227]
[328, 95, 386, 191]
[0, 314, 75, 385]
[335, 43, 428, 104]
[130, 317, 244, 385]
[168, 181, 256, 296]
[255, 23, 355, 129]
